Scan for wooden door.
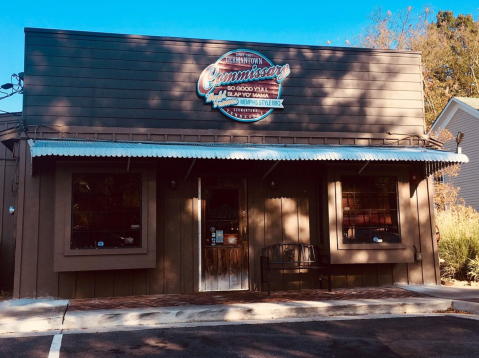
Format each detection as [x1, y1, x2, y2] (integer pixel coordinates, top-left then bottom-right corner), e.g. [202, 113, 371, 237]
[200, 178, 248, 291]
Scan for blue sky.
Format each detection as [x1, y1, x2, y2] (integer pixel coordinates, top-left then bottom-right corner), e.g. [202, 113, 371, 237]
[1, 1, 477, 113]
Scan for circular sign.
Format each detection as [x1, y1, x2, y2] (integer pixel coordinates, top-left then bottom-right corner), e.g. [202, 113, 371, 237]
[197, 49, 290, 122]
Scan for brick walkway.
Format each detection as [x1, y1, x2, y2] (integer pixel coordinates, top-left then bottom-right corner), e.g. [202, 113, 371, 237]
[67, 286, 429, 311]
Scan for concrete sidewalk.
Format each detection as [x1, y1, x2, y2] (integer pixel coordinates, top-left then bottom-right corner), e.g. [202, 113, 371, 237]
[1, 285, 479, 336]
[400, 284, 479, 315]
[0, 298, 68, 335]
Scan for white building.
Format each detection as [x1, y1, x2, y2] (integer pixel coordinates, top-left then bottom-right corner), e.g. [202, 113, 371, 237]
[431, 97, 479, 211]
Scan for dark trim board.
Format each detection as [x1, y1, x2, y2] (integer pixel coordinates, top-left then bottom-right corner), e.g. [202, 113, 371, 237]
[24, 27, 422, 58]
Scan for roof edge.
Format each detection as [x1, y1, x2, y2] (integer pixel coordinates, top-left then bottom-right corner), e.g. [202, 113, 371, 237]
[24, 27, 422, 56]
[430, 97, 479, 134]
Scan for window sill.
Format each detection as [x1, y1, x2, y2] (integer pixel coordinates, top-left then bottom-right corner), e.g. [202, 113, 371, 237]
[64, 247, 147, 256]
[338, 243, 407, 250]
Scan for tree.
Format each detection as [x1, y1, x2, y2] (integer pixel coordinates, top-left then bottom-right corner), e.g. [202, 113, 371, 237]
[358, 9, 479, 215]
[416, 11, 479, 125]
[358, 6, 431, 51]
[428, 128, 463, 211]
[357, 7, 479, 128]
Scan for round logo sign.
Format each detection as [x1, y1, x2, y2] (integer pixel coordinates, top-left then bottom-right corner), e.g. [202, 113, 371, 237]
[197, 49, 291, 122]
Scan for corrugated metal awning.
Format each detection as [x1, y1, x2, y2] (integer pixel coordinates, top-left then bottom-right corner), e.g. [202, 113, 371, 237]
[28, 139, 468, 162]
[28, 139, 468, 174]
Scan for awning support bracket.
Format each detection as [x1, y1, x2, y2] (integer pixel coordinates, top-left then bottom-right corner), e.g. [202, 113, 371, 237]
[127, 157, 131, 172]
[185, 158, 196, 181]
[262, 160, 280, 180]
[358, 160, 369, 174]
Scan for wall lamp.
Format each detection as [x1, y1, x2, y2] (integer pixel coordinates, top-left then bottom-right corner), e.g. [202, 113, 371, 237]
[1, 72, 24, 100]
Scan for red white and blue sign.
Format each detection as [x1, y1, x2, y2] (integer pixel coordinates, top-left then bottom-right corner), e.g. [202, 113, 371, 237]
[197, 49, 291, 122]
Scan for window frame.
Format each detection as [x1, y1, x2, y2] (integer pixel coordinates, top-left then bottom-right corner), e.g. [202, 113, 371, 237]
[336, 171, 407, 251]
[70, 172, 144, 251]
[340, 175, 401, 245]
[327, 164, 415, 265]
[54, 161, 157, 272]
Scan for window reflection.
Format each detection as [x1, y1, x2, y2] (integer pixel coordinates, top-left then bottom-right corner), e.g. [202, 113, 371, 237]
[71, 173, 142, 249]
[342, 176, 400, 244]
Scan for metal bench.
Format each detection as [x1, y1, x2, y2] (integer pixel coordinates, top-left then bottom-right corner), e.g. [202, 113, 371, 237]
[260, 243, 331, 294]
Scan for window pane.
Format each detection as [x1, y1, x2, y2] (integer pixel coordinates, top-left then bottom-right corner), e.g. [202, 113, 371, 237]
[204, 188, 239, 246]
[110, 194, 123, 210]
[71, 173, 142, 249]
[356, 194, 368, 210]
[73, 211, 90, 230]
[90, 196, 108, 211]
[378, 195, 387, 209]
[107, 211, 124, 230]
[341, 176, 400, 244]
[370, 211, 380, 226]
[342, 180, 355, 192]
[125, 213, 141, 230]
[71, 231, 91, 249]
[90, 211, 107, 231]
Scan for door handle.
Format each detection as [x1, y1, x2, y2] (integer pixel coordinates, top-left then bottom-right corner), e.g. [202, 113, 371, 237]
[243, 226, 247, 234]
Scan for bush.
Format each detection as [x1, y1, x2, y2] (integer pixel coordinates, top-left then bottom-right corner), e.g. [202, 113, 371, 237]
[437, 206, 479, 281]
[468, 256, 479, 282]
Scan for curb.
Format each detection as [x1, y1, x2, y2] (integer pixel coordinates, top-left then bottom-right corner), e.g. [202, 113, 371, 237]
[62, 298, 452, 331]
[0, 316, 64, 335]
[0, 298, 463, 335]
[452, 300, 479, 315]
[0, 299, 69, 335]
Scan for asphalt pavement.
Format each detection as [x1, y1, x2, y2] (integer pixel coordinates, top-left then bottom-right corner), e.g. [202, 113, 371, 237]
[2, 315, 479, 357]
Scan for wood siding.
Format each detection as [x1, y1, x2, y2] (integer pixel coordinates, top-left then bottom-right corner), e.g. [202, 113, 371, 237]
[12, 153, 439, 298]
[23, 28, 425, 135]
[0, 114, 18, 289]
[444, 109, 479, 211]
[326, 164, 440, 285]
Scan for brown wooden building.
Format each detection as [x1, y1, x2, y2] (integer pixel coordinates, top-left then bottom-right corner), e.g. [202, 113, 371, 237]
[2, 28, 468, 299]
[0, 112, 18, 290]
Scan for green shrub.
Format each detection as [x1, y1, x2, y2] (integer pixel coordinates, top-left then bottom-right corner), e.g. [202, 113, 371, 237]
[437, 207, 479, 281]
[467, 256, 479, 282]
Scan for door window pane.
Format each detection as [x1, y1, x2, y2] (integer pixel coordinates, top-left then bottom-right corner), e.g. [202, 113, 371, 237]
[204, 188, 240, 246]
